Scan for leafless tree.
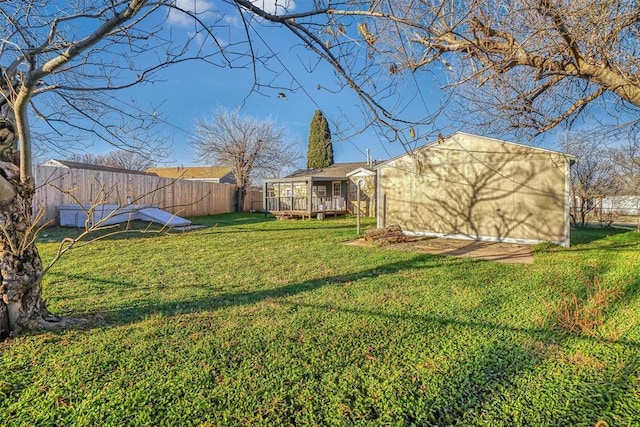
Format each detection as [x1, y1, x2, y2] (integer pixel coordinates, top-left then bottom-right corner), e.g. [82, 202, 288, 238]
[0, 0, 272, 338]
[234, 0, 640, 143]
[190, 109, 301, 211]
[559, 133, 615, 227]
[609, 136, 640, 195]
[70, 150, 159, 171]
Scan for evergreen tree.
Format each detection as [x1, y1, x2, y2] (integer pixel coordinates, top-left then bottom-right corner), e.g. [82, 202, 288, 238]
[306, 110, 334, 168]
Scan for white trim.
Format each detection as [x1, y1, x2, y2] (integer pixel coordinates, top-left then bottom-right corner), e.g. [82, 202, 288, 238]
[376, 167, 381, 228]
[403, 230, 565, 247]
[346, 167, 376, 178]
[564, 159, 572, 248]
[332, 181, 341, 197]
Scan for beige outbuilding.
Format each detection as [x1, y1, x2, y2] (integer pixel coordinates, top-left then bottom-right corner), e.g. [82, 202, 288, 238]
[375, 132, 574, 247]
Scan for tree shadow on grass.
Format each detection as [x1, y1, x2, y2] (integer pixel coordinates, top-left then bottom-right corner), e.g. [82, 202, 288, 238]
[46, 254, 464, 328]
[570, 226, 635, 246]
[198, 223, 358, 236]
[36, 213, 275, 243]
[38, 217, 360, 244]
[40, 252, 640, 425]
[192, 212, 363, 229]
[37, 221, 181, 244]
[275, 299, 639, 425]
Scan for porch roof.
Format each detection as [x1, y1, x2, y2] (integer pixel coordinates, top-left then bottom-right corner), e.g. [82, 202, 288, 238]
[263, 175, 351, 184]
[263, 162, 374, 184]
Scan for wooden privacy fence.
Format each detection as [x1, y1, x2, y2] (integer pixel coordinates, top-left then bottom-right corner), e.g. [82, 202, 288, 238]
[34, 165, 236, 225]
[243, 188, 264, 212]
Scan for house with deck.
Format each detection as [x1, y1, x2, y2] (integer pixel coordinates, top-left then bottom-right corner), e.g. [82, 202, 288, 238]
[263, 162, 377, 219]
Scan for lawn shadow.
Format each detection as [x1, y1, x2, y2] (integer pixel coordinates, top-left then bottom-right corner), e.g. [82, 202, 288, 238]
[198, 223, 358, 236]
[275, 299, 639, 424]
[38, 214, 362, 244]
[192, 212, 364, 229]
[570, 226, 634, 246]
[39, 249, 640, 425]
[47, 254, 463, 329]
[188, 212, 276, 228]
[37, 213, 280, 243]
[37, 221, 193, 244]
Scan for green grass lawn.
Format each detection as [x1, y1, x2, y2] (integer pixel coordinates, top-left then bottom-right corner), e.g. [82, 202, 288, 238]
[2, 214, 639, 426]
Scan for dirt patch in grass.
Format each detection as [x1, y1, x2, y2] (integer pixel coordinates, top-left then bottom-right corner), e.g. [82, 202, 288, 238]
[346, 236, 534, 264]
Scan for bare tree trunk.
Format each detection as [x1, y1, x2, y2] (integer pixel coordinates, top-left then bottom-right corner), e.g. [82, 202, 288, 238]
[235, 186, 246, 213]
[579, 197, 588, 227]
[0, 162, 55, 339]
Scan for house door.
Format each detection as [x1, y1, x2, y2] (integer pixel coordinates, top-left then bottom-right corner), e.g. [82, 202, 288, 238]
[332, 181, 343, 210]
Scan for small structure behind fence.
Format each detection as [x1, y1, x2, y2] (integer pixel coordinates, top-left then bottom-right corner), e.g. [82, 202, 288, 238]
[34, 165, 236, 225]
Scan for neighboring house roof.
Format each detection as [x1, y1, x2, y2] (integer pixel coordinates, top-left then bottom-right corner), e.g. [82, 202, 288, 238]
[282, 162, 376, 180]
[41, 159, 156, 176]
[145, 166, 236, 183]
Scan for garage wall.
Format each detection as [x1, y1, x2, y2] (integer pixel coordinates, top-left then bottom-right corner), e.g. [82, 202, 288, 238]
[378, 133, 571, 246]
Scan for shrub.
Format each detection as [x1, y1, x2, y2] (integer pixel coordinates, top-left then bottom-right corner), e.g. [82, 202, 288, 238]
[548, 277, 622, 337]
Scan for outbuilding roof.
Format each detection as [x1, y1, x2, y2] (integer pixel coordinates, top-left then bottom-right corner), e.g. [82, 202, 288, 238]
[42, 159, 156, 176]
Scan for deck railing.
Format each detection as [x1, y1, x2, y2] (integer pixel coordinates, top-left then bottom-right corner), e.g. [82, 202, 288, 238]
[312, 197, 345, 211]
[266, 196, 346, 212]
[265, 196, 307, 211]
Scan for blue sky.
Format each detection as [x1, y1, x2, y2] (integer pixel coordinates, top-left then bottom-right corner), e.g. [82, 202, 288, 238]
[36, 0, 567, 168]
[36, 0, 450, 169]
[144, 21, 440, 167]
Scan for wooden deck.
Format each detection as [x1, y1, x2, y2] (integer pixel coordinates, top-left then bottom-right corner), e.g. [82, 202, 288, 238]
[264, 195, 349, 220]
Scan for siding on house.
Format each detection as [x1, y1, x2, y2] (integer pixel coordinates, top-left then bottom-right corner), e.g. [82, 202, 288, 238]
[377, 132, 573, 247]
[601, 196, 640, 215]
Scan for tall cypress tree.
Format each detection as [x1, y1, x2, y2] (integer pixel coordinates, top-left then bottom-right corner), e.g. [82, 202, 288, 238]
[306, 110, 334, 168]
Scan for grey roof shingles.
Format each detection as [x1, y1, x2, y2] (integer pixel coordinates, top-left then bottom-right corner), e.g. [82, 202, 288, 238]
[285, 162, 374, 179]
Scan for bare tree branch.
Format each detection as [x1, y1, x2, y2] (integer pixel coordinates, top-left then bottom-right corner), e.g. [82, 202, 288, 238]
[190, 108, 302, 211]
[232, 0, 640, 140]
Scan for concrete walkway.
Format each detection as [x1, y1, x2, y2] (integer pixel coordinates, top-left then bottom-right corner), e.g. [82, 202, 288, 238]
[346, 236, 534, 264]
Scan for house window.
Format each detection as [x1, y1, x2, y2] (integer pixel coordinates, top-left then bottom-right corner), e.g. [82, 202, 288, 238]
[313, 185, 327, 197]
[332, 181, 341, 197]
[284, 188, 292, 197]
